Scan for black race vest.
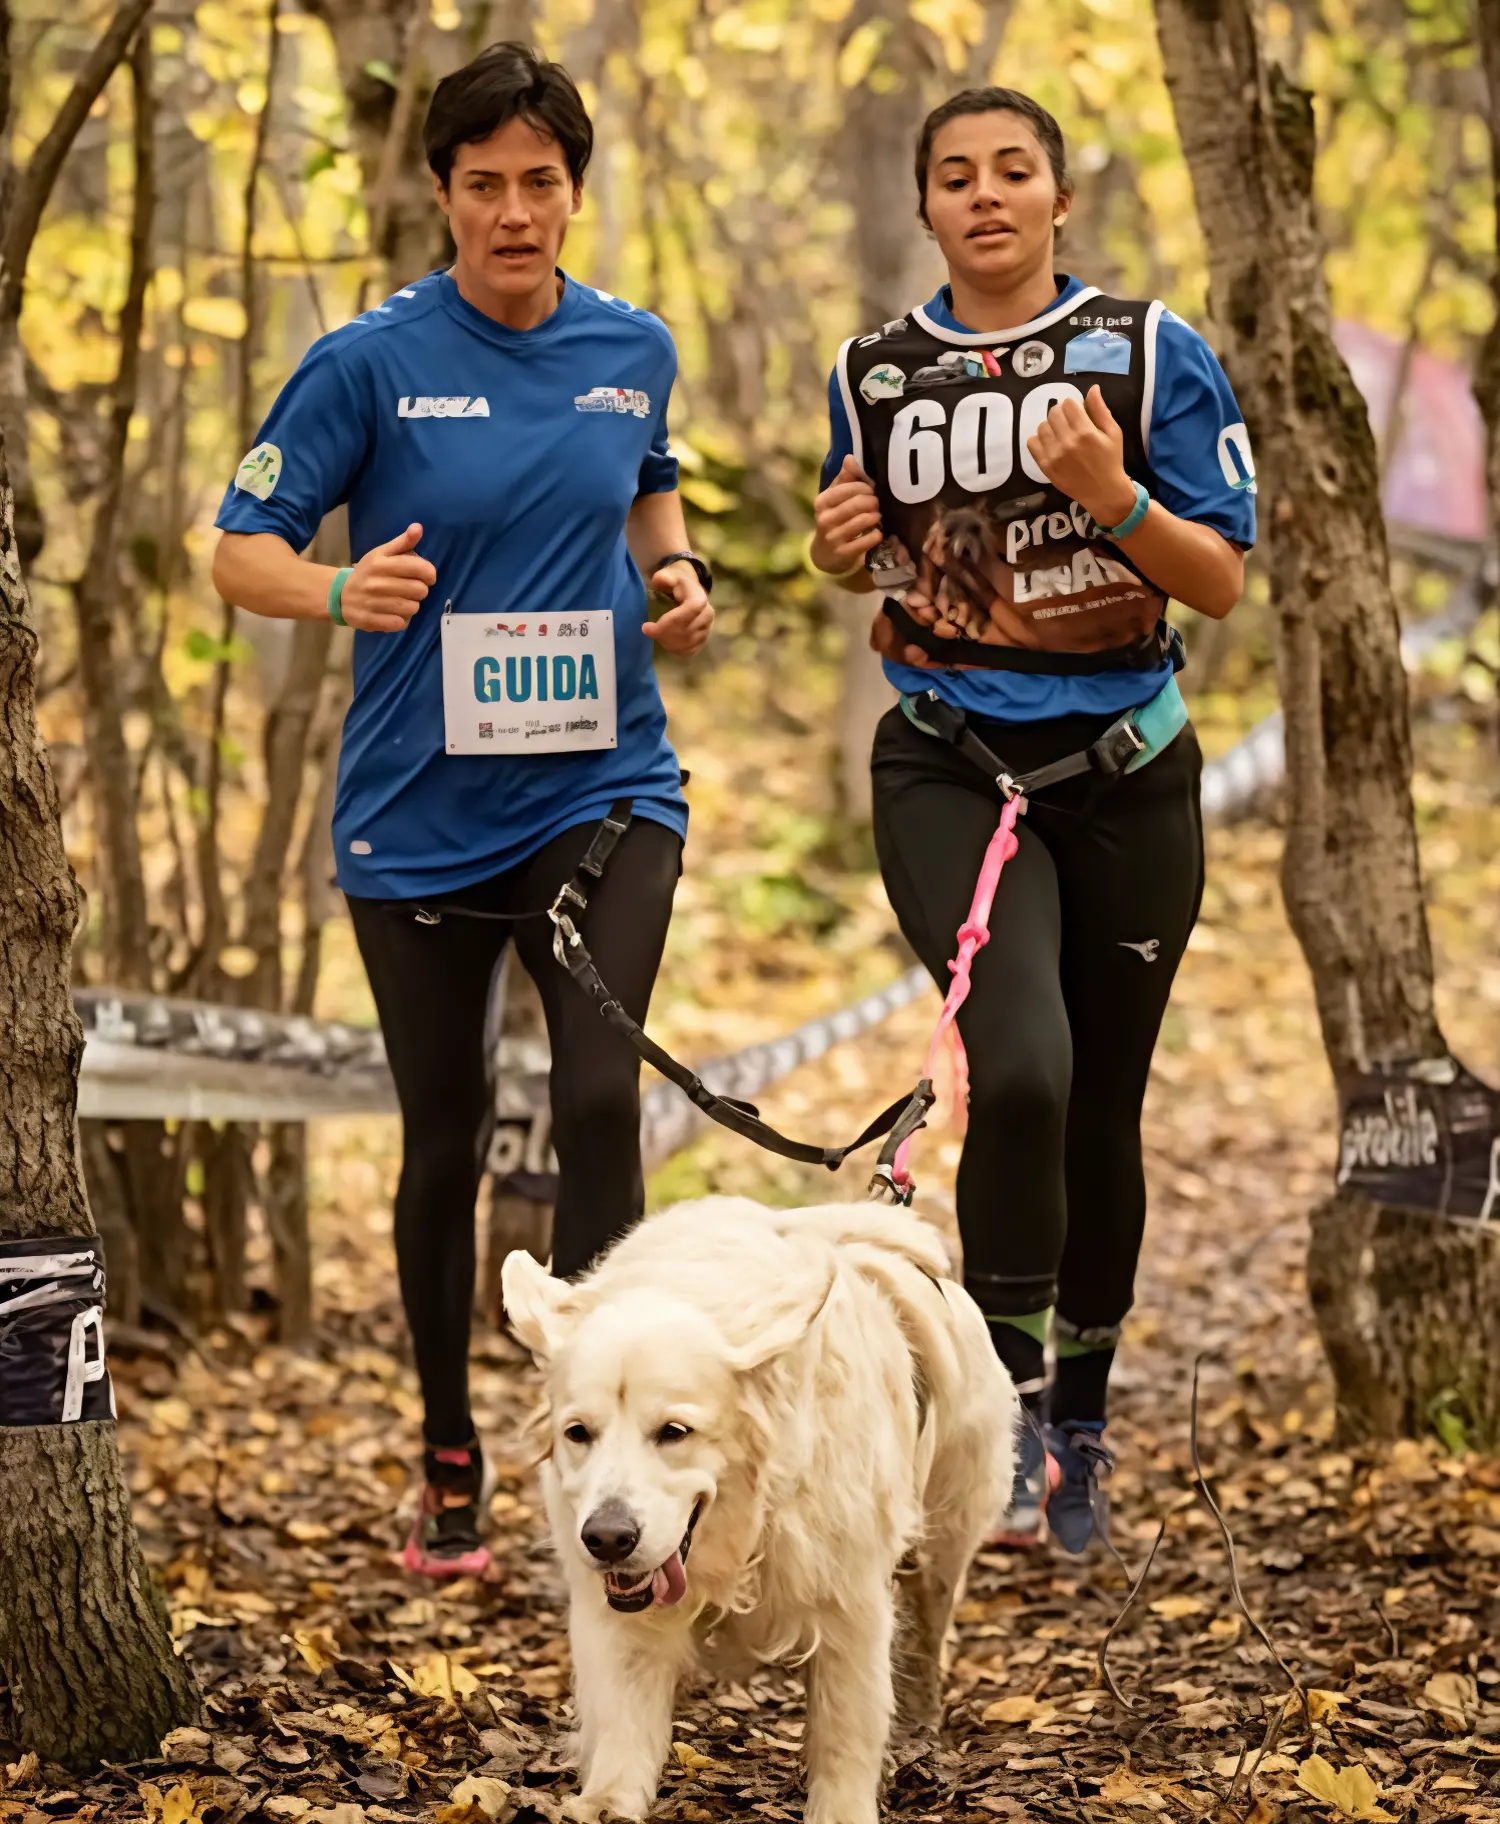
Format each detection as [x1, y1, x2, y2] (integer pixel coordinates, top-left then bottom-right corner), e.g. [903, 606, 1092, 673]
[840, 288, 1167, 668]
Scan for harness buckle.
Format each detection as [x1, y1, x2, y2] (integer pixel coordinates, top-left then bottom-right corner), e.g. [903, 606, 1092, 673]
[1092, 717, 1148, 779]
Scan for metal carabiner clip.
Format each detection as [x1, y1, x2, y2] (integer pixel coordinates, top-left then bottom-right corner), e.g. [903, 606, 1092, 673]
[548, 881, 587, 966]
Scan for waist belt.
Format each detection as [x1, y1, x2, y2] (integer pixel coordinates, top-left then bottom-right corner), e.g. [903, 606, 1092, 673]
[883, 599, 1186, 675]
[899, 672, 1188, 802]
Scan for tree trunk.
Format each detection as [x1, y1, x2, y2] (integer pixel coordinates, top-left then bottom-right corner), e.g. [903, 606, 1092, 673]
[0, 0, 156, 567]
[1152, 0, 1496, 1445]
[71, 27, 155, 991]
[829, 0, 951, 821]
[0, 433, 199, 1764]
[827, 4, 1014, 819]
[265, 1122, 313, 1345]
[306, 0, 489, 293]
[1478, 0, 1500, 774]
[201, 1121, 252, 1317]
[79, 1123, 140, 1327]
[1475, 0, 1500, 585]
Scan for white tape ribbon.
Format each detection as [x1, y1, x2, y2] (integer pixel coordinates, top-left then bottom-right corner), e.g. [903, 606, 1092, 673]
[62, 1305, 108, 1423]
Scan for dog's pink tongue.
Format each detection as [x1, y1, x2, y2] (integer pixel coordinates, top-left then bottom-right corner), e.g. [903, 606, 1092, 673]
[651, 1552, 688, 1607]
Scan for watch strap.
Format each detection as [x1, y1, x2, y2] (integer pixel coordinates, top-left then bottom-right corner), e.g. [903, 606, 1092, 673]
[652, 550, 713, 595]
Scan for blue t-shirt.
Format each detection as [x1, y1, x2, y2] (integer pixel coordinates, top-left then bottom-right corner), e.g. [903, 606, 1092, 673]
[216, 270, 688, 898]
[820, 276, 1257, 721]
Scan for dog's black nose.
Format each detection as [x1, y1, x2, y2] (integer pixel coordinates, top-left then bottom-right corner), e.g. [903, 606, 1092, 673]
[581, 1501, 641, 1564]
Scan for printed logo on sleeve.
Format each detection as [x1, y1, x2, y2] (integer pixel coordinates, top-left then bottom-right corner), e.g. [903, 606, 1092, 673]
[397, 396, 490, 418]
[1217, 422, 1257, 494]
[574, 386, 651, 417]
[234, 442, 282, 500]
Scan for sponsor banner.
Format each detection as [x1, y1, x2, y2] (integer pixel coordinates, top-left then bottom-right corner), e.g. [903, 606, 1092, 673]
[1337, 1056, 1500, 1221]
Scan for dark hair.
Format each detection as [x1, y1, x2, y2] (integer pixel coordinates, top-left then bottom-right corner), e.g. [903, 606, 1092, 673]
[424, 42, 593, 188]
[914, 87, 1070, 227]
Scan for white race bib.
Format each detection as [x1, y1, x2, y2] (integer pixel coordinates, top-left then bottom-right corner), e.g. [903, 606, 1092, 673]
[441, 609, 617, 755]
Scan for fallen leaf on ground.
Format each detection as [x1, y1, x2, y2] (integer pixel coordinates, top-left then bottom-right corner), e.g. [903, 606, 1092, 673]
[1176, 1698, 1237, 1730]
[411, 1652, 480, 1698]
[444, 1776, 512, 1818]
[4, 1755, 38, 1791]
[293, 1624, 340, 1673]
[1423, 1671, 1477, 1718]
[1213, 1752, 1299, 1777]
[1156, 1679, 1211, 1704]
[1098, 1766, 1167, 1809]
[1296, 1754, 1393, 1820]
[161, 1787, 206, 1824]
[159, 1727, 212, 1764]
[982, 1694, 1056, 1725]
[672, 1743, 722, 1772]
[1148, 1594, 1206, 1619]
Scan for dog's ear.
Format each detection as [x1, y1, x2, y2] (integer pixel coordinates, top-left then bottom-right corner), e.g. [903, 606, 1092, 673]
[726, 1263, 837, 1373]
[501, 1250, 575, 1359]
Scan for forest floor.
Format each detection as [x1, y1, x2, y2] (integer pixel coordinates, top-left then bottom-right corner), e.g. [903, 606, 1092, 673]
[7, 651, 1500, 1824]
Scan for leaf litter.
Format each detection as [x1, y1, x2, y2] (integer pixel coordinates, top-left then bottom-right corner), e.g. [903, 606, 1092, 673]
[3, 676, 1500, 1822]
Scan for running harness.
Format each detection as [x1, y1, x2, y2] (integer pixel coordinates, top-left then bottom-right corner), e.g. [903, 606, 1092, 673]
[404, 676, 1186, 1203]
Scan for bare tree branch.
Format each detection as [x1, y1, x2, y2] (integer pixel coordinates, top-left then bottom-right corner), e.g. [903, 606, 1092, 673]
[0, 0, 155, 321]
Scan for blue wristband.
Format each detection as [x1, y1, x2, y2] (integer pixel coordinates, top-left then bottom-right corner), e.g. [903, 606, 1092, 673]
[1099, 480, 1150, 541]
[328, 566, 353, 626]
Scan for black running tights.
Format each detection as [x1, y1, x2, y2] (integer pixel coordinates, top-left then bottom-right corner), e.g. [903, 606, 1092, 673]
[348, 817, 681, 1448]
[872, 703, 1203, 1342]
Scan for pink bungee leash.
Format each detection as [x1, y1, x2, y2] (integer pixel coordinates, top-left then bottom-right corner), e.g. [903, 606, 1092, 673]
[887, 793, 1023, 1195]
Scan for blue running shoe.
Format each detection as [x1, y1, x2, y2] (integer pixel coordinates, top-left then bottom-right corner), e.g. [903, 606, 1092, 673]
[1042, 1420, 1114, 1554]
[987, 1413, 1058, 1549]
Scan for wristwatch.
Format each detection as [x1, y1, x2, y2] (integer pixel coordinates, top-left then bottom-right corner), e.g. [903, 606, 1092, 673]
[653, 550, 713, 595]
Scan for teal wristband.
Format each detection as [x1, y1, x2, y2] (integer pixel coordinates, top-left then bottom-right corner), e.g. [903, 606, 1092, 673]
[1099, 480, 1150, 541]
[328, 566, 353, 626]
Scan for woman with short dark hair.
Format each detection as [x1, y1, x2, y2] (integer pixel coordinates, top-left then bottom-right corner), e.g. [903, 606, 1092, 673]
[812, 87, 1254, 1553]
[213, 42, 713, 1575]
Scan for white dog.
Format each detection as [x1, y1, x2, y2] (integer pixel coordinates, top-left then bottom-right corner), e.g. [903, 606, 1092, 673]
[502, 1195, 1016, 1824]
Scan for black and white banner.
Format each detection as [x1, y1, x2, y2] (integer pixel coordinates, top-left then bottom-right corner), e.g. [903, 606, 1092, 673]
[0, 1236, 115, 1426]
[1337, 1056, 1500, 1222]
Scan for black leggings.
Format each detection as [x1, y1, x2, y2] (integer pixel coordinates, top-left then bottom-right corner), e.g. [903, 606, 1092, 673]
[348, 816, 681, 1448]
[872, 703, 1203, 1339]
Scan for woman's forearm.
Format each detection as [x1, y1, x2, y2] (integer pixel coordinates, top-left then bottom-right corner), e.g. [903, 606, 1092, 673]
[626, 489, 691, 578]
[213, 531, 340, 621]
[809, 532, 876, 591]
[1107, 503, 1244, 621]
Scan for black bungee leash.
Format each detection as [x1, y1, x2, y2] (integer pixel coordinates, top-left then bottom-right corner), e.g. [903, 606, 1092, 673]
[393, 801, 935, 1201]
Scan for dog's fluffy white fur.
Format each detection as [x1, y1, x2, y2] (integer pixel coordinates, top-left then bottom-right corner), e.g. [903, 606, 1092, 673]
[503, 1195, 1016, 1824]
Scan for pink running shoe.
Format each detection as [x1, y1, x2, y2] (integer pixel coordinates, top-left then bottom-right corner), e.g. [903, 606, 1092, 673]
[402, 1441, 494, 1579]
